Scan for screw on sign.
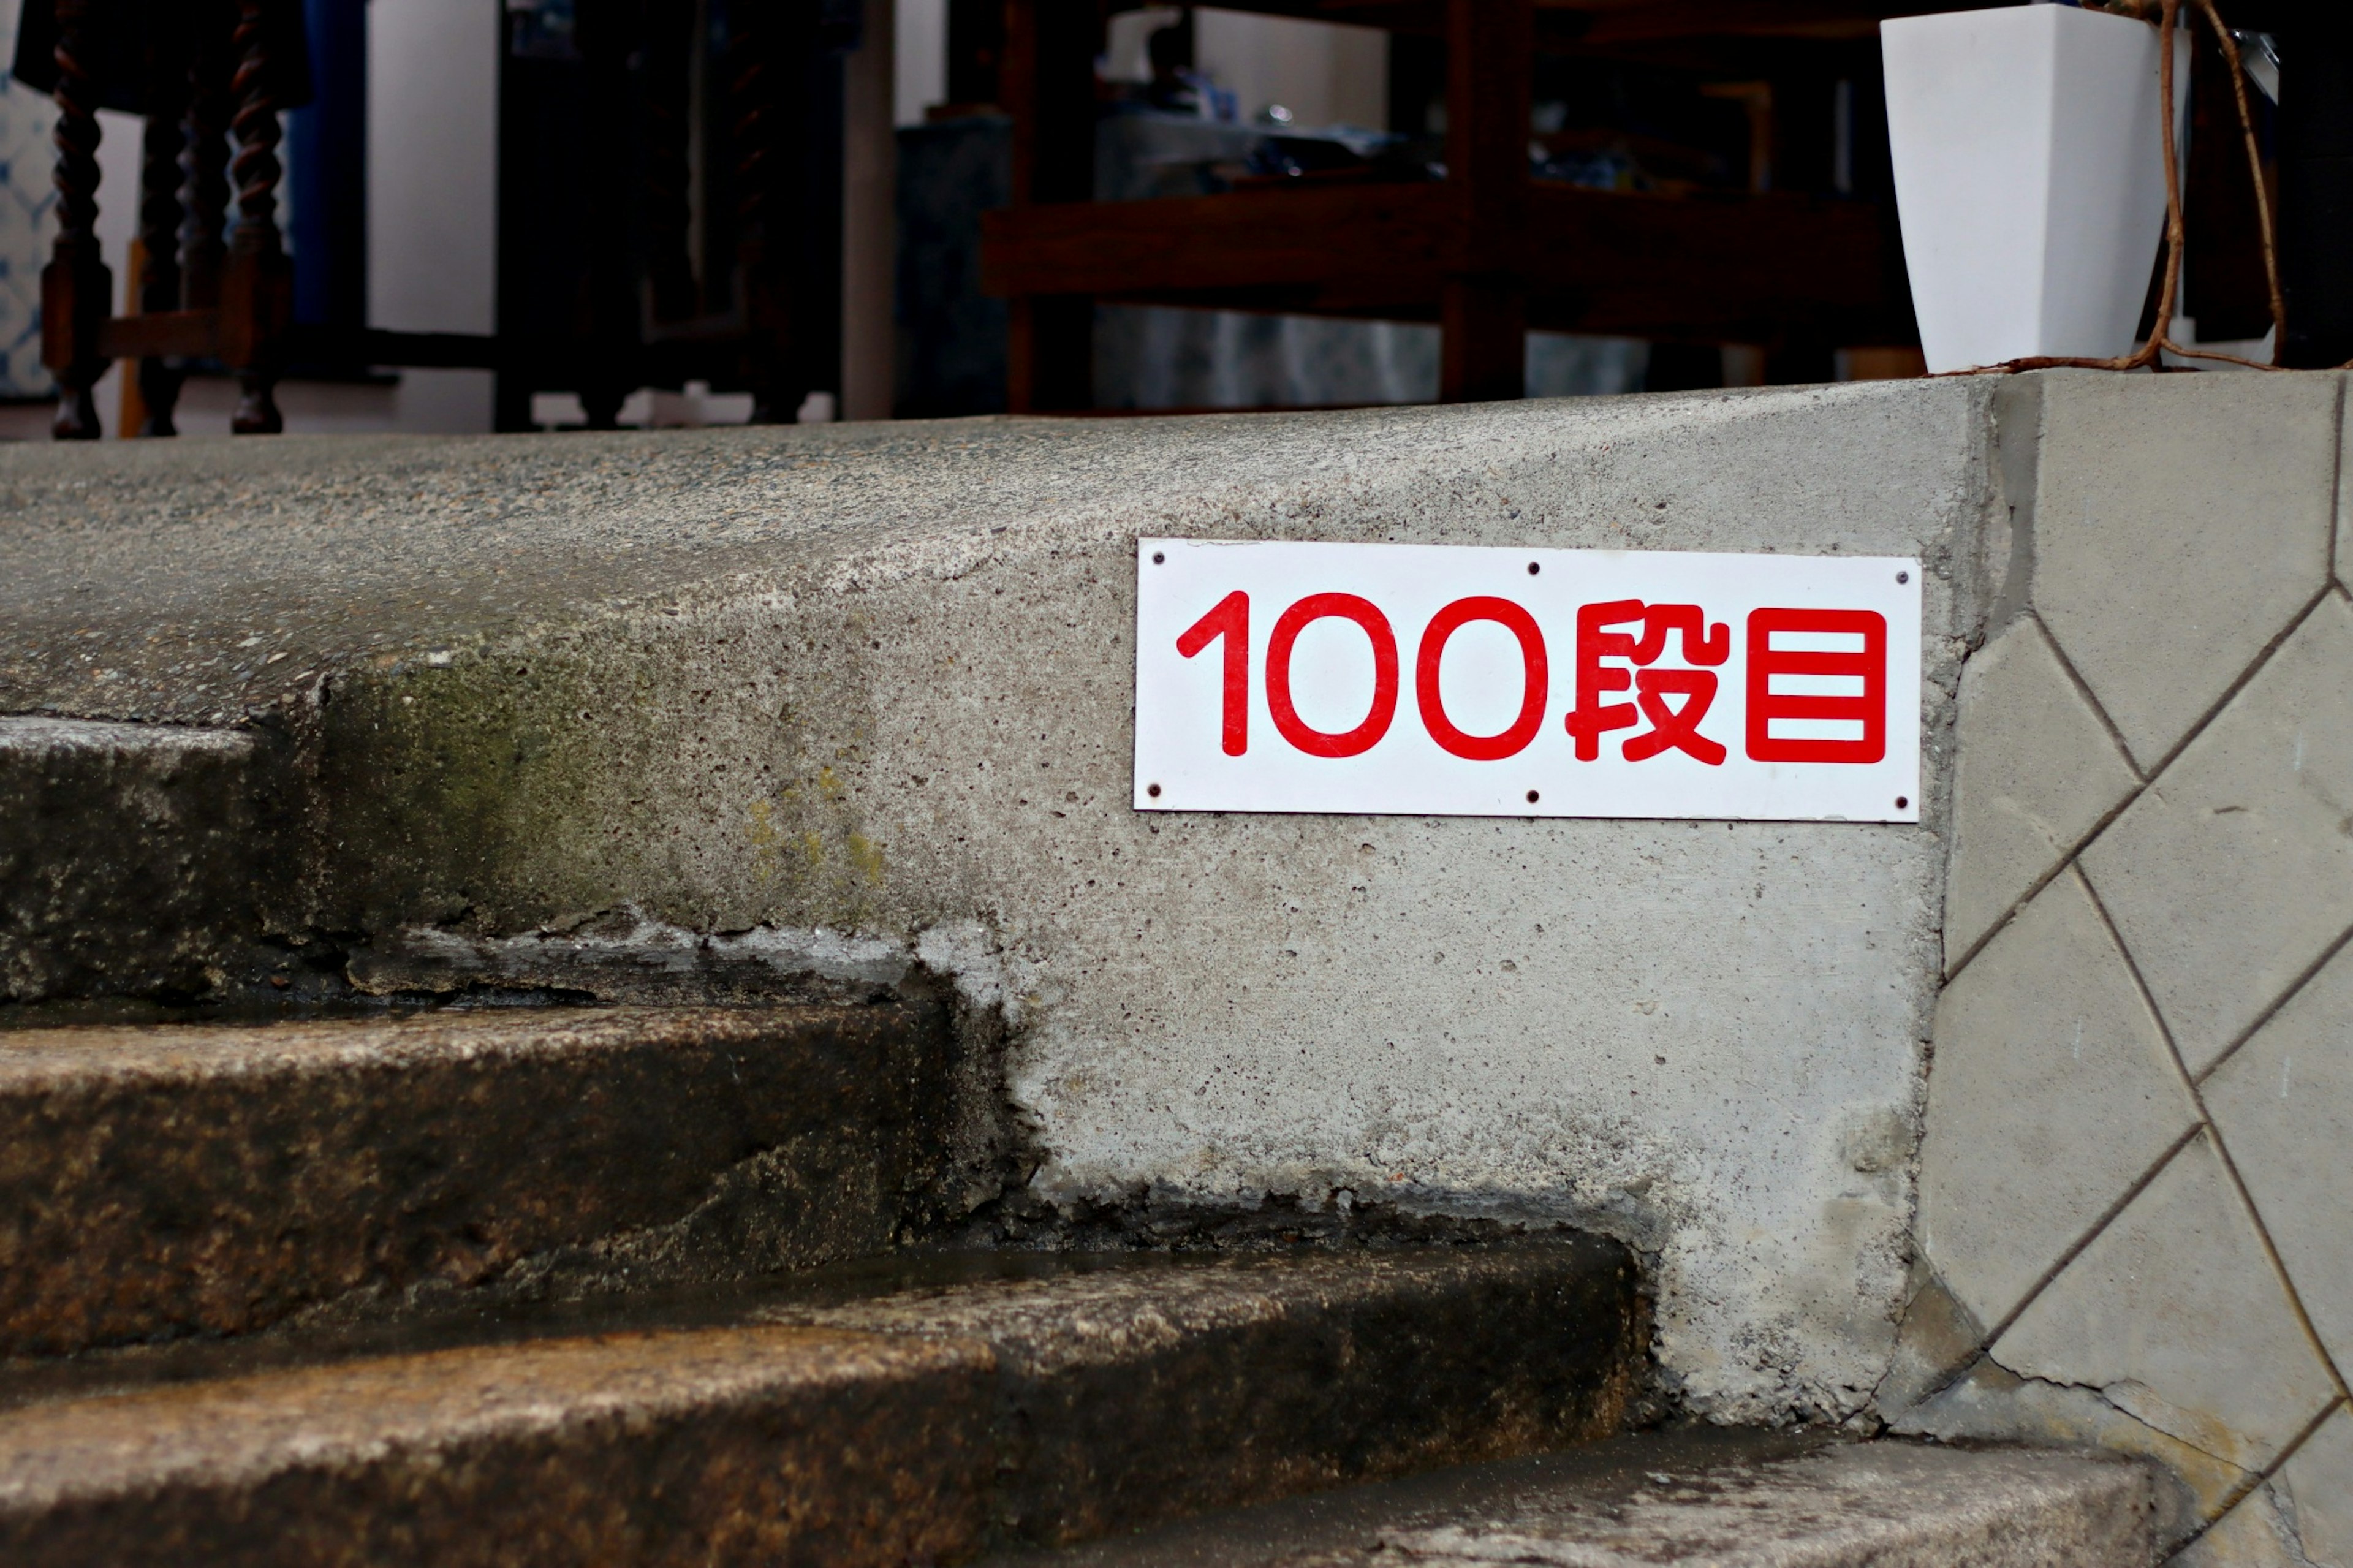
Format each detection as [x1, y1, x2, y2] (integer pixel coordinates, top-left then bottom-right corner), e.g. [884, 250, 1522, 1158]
[1136, 540, 1922, 824]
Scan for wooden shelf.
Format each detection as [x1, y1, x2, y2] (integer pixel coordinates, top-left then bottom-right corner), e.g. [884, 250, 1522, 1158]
[985, 181, 1906, 346]
[989, 0, 1931, 411]
[1096, 0, 2004, 51]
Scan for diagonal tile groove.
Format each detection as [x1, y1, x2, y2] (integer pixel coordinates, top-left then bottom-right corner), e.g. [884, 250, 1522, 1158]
[2195, 918, 2353, 1089]
[2078, 866, 2353, 1427]
[2037, 609, 2150, 789]
[1939, 611, 2147, 982]
[1944, 586, 2340, 989]
[1885, 1110, 2216, 1437]
[2166, 1396, 2349, 1556]
[1975, 1121, 2203, 1355]
[2333, 374, 2348, 594]
[2202, 1122, 2353, 1410]
[2108, 582, 2338, 786]
[1919, 383, 2350, 1545]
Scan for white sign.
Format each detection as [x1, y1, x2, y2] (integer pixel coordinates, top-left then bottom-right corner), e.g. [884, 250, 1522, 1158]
[1133, 538, 1921, 823]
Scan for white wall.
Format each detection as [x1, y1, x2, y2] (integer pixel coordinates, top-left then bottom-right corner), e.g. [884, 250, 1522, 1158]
[369, 0, 499, 431]
[895, 0, 948, 126]
[1197, 10, 1385, 129]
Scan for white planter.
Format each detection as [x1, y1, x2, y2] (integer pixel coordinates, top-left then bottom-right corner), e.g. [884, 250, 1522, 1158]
[1882, 4, 2188, 372]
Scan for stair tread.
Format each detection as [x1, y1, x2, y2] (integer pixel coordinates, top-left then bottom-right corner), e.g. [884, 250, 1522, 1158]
[762, 1241, 1631, 1371]
[0, 1323, 976, 1510]
[0, 1002, 962, 1358]
[0, 1002, 853, 1078]
[0, 1241, 1642, 1565]
[985, 1428, 2159, 1568]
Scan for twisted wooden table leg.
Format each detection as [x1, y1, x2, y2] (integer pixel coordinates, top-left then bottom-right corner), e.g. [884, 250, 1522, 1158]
[182, 20, 233, 313]
[42, 0, 112, 439]
[138, 66, 191, 437]
[576, 0, 641, 430]
[224, 0, 290, 434]
[730, 0, 811, 425]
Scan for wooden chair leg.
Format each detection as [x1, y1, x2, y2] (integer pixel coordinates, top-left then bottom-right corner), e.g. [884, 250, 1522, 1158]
[137, 87, 191, 436]
[642, 0, 699, 325]
[223, 0, 290, 434]
[182, 21, 233, 312]
[1007, 295, 1091, 414]
[578, 0, 642, 429]
[42, 0, 112, 440]
[1439, 280, 1526, 404]
[1438, 0, 1531, 404]
[730, 0, 808, 425]
[1001, 0, 1099, 412]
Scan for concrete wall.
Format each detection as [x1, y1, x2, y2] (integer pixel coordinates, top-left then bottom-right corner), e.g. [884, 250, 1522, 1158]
[895, 0, 949, 126]
[0, 382, 1995, 1428]
[8, 374, 2348, 1562]
[1890, 372, 2353, 1567]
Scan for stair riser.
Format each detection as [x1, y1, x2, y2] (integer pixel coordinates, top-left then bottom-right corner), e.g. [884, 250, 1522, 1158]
[0, 1006, 965, 1358]
[0, 1246, 1643, 1566]
[982, 1262, 1648, 1543]
[0, 719, 274, 1006]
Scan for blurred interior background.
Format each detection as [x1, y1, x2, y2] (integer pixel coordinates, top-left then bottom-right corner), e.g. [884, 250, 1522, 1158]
[5, 0, 2276, 441]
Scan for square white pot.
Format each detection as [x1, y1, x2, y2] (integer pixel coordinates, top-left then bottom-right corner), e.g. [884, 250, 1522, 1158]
[1883, 4, 2188, 372]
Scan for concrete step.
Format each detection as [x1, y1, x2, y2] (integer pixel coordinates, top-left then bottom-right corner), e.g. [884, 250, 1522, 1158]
[0, 717, 270, 1006]
[0, 1242, 1644, 1566]
[982, 1425, 2160, 1568]
[0, 1003, 988, 1358]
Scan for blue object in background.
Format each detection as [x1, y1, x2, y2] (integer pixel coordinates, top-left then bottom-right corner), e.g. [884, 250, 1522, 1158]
[895, 113, 1011, 417]
[288, 0, 365, 332]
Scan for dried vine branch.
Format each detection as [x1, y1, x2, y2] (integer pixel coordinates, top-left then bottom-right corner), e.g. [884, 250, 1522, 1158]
[1947, 0, 2314, 376]
[2186, 0, 2284, 364]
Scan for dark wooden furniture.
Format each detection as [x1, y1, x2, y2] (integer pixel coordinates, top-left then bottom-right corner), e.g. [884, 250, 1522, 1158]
[25, 0, 308, 437]
[985, 0, 1985, 411]
[25, 0, 851, 438]
[495, 0, 857, 430]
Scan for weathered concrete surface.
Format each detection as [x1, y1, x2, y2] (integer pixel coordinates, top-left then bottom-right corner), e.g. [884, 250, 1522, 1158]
[2079, 592, 2353, 1075]
[1893, 1356, 2253, 1546]
[2026, 370, 2339, 773]
[1915, 867, 2199, 1335]
[1939, 615, 2139, 967]
[981, 1430, 2158, 1567]
[2280, 1404, 2353, 1566]
[1904, 369, 2353, 1548]
[0, 385, 2000, 1419]
[0, 1004, 988, 1357]
[2205, 942, 2353, 1373]
[762, 1243, 1646, 1543]
[0, 718, 271, 1002]
[0, 1324, 996, 1567]
[1990, 1134, 2337, 1483]
[0, 1243, 1642, 1565]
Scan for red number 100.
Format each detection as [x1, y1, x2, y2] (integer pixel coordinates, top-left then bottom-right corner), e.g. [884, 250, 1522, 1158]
[1178, 591, 1545, 762]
